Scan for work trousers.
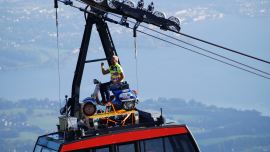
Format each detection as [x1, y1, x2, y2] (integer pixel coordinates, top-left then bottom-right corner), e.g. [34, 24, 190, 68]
[99, 81, 112, 102]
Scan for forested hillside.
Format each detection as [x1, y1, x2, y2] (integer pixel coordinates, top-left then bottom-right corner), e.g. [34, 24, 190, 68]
[1, 98, 270, 151]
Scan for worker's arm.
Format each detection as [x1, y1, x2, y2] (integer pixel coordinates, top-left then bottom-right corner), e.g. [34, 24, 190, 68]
[101, 62, 110, 75]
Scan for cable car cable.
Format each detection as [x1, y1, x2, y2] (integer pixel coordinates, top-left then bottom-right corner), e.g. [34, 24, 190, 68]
[133, 22, 140, 94]
[105, 13, 270, 74]
[135, 26, 270, 76]
[134, 36, 140, 94]
[178, 32, 270, 65]
[97, 6, 270, 79]
[135, 29, 270, 80]
[106, 13, 270, 76]
[55, 0, 62, 108]
[122, 15, 270, 65]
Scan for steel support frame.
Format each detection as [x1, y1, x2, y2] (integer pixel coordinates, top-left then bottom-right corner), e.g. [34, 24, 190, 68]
[68, 13, 118, 116]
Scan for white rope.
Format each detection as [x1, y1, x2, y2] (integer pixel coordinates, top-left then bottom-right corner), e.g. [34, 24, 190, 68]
[55, 7, 62, 108]
[134, 37, 139, 93]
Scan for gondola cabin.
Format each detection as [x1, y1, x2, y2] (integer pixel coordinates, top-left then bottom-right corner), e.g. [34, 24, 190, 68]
[34, 125, 199, 152]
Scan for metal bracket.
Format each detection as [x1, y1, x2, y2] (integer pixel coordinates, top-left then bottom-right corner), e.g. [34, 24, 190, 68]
[133, 21, 141, 37]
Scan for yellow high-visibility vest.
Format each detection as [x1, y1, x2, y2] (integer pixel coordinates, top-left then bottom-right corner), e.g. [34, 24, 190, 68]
[109, 63, 123, 82]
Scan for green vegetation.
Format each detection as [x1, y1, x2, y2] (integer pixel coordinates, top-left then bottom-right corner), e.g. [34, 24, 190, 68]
[1, 98, 270, 152]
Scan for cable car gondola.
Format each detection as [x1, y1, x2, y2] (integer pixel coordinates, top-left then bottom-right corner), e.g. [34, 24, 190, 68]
[33, 0, 200, 151]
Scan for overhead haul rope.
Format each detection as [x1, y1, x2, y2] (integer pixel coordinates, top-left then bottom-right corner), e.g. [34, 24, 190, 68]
[124, 18, 270, 65]
[134, 37, 140, 92]
[54, 0, 62, 108]
[178, 32, 270, 65]
[138, 26, 270, 76]
[103, 12, 270, 76]
[101, 8, 270, 65]
[109, 14, 270, 78]
[111, 16, 270, 76]
[135, 29, 270, 80]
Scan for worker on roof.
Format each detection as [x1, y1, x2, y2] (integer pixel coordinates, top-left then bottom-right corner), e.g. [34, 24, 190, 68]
[100, 55, 125, 103]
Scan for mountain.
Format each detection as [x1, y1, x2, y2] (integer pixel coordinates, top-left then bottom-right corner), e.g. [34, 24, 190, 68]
[1, 98, 270, 152]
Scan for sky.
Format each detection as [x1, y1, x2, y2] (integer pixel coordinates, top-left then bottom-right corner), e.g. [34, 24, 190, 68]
[0, 0, 270, 115]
